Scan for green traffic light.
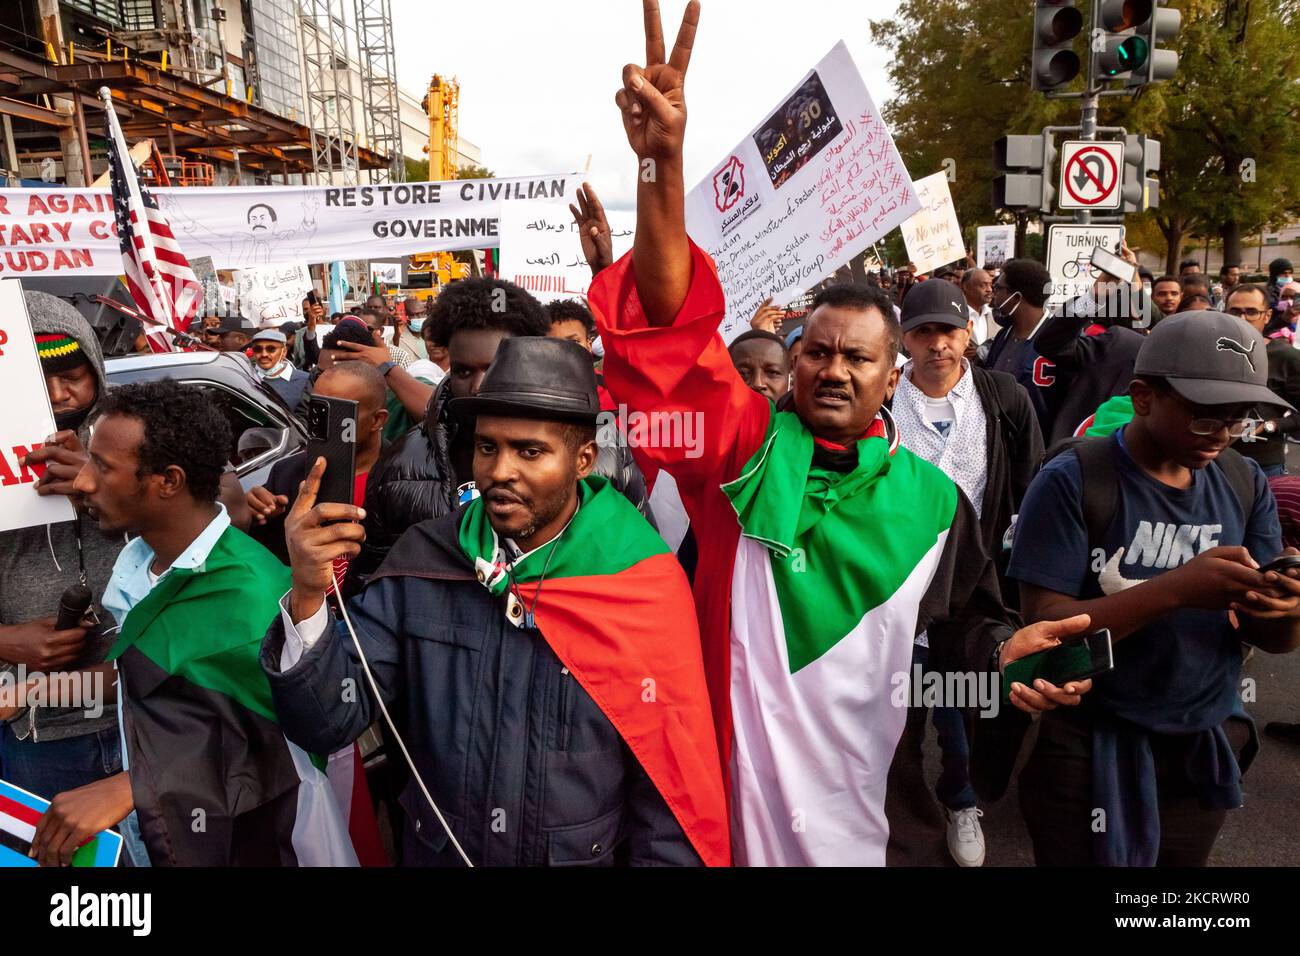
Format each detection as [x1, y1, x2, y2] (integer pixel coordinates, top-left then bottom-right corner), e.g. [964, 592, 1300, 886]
[1106, 36, 1149, 74]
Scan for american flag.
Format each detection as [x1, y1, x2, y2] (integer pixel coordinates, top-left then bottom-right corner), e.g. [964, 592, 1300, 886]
[101, 87, 202, 352]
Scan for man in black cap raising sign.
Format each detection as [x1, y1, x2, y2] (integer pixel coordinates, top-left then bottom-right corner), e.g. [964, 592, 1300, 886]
[1009, 310, 1300, 866]
[262, 337, 729, 866]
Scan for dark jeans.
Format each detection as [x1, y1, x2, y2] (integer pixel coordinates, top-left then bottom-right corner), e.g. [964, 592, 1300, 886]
[912, 644, 977, 812]
[1019, 708, 1248, 866]
[1261, 462, 1286, 478]
[0, 722, 122, 802]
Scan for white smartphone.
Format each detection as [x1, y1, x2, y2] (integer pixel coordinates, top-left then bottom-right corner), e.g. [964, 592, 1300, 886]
[1091, 245, 1138, 284]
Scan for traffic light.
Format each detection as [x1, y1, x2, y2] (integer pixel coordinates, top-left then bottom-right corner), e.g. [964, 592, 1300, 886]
[1122, 134, 1161, 212]
[1126, 0, 1181, 88]
[1032, 1, 1083, 91]
[993, 134, 1054, 213]
[1095, 0, 1152, 80]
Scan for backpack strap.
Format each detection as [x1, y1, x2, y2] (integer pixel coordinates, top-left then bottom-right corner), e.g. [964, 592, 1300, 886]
[1072, 438, 1119, 550]
[1213, 446, 1258, 524]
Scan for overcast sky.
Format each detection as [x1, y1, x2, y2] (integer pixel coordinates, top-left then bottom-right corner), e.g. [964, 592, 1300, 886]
[389, 0, 902, 209]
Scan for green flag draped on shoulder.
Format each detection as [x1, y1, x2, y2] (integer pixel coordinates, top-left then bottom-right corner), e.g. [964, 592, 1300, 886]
[108, 526, 356, 867]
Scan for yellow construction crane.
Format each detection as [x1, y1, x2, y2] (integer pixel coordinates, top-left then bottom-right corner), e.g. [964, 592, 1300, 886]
[410, 74, 470, 289]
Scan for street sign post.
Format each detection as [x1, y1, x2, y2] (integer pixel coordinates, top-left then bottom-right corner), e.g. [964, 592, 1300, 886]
[1045, 223, 1125, 306]
[1059, 140, 1124, 210]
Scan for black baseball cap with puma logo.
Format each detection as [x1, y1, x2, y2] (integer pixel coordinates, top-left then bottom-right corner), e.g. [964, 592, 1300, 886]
[1134, 310, 1293, 410]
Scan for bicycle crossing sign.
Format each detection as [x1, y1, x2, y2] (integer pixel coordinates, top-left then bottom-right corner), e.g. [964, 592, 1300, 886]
[1059, 141, 1124, 210]
[1045, 224, 1126, 306]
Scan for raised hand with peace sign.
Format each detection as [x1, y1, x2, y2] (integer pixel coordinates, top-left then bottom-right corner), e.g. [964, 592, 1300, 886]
[617, 0, 702, 326]
[615, 0, 699, 164]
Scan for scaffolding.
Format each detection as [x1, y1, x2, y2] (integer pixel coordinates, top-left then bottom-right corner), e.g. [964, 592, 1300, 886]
[299, 0, 359, 186]
[353, 0, 402, 184]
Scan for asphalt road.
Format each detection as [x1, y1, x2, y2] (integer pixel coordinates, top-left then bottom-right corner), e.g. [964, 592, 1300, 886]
[903, 632, 1300, 868]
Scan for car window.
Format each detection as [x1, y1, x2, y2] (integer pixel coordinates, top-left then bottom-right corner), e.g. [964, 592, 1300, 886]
[188, 381, 290, 470]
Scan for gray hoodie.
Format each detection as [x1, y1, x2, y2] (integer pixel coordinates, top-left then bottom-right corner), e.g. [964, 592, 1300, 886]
[0, 291, 124, 742]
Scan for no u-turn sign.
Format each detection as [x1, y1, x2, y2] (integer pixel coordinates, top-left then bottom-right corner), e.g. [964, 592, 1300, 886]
[1059, 141, 1124, 210]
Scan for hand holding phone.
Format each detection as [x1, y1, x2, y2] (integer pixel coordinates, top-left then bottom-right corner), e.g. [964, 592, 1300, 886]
[305, 395, 358, 508]
[1003, 628, 1113, 702]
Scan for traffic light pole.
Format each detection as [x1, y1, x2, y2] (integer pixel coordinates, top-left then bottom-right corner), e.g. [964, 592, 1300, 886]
[1076, 0, 1102, 225]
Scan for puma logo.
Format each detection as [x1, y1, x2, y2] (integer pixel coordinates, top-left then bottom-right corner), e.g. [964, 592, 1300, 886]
[1216, 336, 1256, 373]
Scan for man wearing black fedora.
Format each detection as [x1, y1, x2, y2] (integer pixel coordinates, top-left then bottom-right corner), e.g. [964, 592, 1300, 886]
[261, 337, 730, 866]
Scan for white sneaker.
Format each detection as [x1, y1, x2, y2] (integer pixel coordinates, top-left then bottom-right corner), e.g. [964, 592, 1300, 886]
[945, 807, 986, 867]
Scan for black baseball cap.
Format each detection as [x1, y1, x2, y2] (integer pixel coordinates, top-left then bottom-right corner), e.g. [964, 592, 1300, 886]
[899, 278, 971, 333]
[1134, 311, 1292, 411]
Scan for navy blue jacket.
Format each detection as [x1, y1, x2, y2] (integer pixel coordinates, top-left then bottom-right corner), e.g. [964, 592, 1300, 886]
[261, 509, 700, 867]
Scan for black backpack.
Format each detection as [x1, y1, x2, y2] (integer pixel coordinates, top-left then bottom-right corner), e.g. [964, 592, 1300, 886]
[1043, 436, 1257, 548]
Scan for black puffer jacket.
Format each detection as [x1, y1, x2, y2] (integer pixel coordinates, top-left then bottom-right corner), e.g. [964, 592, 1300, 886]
[355, 378, 655, 581]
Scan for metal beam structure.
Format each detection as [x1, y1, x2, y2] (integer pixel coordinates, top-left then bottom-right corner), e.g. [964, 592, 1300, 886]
[299, 0, 360, 186]
[0, 45, 387, 176]
[353, 0, 403, 183]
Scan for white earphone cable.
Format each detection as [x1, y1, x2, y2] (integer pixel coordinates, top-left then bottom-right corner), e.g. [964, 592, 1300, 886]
[330, 571, 473, 867]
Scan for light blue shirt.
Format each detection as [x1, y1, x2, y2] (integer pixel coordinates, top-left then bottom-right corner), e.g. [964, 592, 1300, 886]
[103, 504, 231, 774]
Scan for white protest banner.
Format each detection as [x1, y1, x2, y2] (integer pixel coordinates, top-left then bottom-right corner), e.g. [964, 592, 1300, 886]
[976, 225, 1015, 269]
[0, 279, 76, 533]
[684, 42, 919, 341]
[235, 262, 313, 324]
[900, 172, 965, 275]
[0, 173, 579, 276]
[498, 201, 634, 303]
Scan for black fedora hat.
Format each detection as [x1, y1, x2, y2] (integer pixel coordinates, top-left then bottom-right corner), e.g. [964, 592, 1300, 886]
[450, 337, 600, 424]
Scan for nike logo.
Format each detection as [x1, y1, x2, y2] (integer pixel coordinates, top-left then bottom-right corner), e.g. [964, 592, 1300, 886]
[1098, 547, 1143, 595]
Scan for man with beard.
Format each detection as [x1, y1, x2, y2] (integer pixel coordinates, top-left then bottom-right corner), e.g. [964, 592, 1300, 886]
[0, 293, 123, 803]
[261, 337, 728, 866]
[588, 0, 1093, 866]
[248, 328, 310, 409]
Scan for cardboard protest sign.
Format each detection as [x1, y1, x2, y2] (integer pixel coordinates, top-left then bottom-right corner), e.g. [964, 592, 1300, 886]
[0, 174, 579, 276]
[0, 279, 76, 534]
[498, 201, 634, 303]
[0, 778, 122, 866]
[900, 172, 965, 275]
[976, 225, 1015, 269]
[234, 263, 313, 324]
[684, 41, 919, 341]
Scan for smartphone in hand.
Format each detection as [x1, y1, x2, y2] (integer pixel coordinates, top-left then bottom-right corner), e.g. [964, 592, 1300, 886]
[305, 395, 358, 508]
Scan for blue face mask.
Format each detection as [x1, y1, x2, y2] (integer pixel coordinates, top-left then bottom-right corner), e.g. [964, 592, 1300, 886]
[409, 318, 425, 333]
[1279, 276, 1292, 288]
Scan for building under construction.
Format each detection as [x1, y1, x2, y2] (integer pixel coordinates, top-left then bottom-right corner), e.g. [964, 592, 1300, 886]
[0, 0, 479, 190]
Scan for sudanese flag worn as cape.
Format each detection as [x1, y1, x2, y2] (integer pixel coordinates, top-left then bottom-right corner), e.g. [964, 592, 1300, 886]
[107, 526, 356, 866]
[456, 476, 729, 867]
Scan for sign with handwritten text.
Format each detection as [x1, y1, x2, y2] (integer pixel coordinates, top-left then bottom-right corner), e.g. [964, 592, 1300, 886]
[900, 172, 965, 275]
[0, 280, 76, 534]
[498, 201, 634, 304]
[234, 262, 313, 324]
[684, 41, 919, 341]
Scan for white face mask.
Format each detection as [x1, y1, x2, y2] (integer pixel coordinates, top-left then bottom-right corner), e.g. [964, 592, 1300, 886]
[994, 291, 1023, 320]
[380, 326, 394, 346]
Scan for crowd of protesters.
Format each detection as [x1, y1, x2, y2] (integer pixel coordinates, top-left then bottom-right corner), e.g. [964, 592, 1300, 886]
[2, 0, 1299, 870]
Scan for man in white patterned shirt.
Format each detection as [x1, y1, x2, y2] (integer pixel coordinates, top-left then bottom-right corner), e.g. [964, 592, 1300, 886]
[889, 278, 1045, 868]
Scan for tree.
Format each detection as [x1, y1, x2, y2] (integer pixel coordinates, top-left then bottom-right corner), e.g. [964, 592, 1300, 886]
[871, 0, 1300, 275]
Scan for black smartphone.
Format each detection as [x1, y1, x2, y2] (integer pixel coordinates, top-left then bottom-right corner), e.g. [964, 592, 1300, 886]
[306, 289, 320, 306]
[1002, 628, 1113, 701]
[305, 395, 358, 508]
[1260, 553, 1300, 574]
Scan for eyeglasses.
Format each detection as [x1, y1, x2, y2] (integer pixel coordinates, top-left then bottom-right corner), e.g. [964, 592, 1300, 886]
[1188, 416, 1256, 438]
[1227, 306, 1269, 320]
[250, 345, 281, 355]
[1166, 389, 1257, 437]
